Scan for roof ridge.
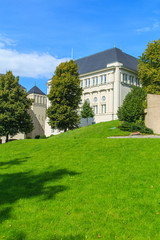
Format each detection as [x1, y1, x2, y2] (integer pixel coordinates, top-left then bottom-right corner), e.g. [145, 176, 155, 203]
[76, 47, 121, 61]
[28, 85, 46, 96]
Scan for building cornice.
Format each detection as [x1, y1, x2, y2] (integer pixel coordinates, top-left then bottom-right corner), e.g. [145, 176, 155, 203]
[79, 65, 138, 78]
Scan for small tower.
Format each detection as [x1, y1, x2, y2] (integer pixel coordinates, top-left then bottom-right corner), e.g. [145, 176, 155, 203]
[27, 86, 46, 138]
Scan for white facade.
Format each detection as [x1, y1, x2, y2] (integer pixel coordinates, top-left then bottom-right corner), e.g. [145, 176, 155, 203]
[45, 60, 139, 137]
[79, 61, 139, 124]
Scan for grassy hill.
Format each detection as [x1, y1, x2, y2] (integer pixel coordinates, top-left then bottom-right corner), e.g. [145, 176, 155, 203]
[1, 121, 160, 240]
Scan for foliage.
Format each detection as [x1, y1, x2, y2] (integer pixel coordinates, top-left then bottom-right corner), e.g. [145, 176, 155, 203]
[120, 122, 153, 134]
[47, 60, 82, 132]
[39, 134, 47, 139]
[81, 100, 94, 126]
[117, 86, 147, 123]
[35, 135, 40, 139]
[138, 39, 160, 94]
[1, 120, 160, 239]
[0, 71, 33, 142]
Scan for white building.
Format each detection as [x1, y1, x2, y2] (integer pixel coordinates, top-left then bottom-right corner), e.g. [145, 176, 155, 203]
[45, 47, 139, 136]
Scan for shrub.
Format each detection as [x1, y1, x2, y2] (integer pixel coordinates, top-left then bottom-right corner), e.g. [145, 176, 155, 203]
[39, 135, 46, 139]
[120, 122, 153, 134]
[35, 135, 40, 139]
[117, 87, 147, 123]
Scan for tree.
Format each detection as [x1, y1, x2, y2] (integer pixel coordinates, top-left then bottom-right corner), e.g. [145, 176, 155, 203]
[138, 39, 160, 94]
[47, 60, 82, 132]
[117, 86, 147, 123]
[81, 100, 94, 126]
[0, 71, 33, 142]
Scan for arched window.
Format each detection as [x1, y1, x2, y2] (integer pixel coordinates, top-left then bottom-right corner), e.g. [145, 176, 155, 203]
[102, 96, 106, 101]
[94, 97, 97, 102]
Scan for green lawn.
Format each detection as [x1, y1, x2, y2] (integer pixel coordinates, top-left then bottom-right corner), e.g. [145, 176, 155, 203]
[1, 121, 160, 239]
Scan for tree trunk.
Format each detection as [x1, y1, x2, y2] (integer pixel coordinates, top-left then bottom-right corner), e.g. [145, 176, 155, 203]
[6, 133, 9, 143]
[64, 128, 67, 132]
[87, 118, 88, 127]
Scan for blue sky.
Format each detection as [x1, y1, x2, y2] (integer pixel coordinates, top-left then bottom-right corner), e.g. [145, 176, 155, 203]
[0, 0, 160, 94]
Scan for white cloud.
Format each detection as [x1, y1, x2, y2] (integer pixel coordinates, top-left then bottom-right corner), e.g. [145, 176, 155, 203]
[153, 21, 159, 30]
[0, 35, 16, 46]
[136, 21, 160, 33]
[136, 26, 151, 33]
[0, 48, 70, 78]
[0, 42, 5, 48]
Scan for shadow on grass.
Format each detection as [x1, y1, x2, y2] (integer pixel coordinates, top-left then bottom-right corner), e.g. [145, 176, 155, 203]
[49, 235, 85, 240]
[9, 232, 26, 240]
[0, 168, 80, 222]
[0, 207, 12, 224]
[0, 157, 29, 169]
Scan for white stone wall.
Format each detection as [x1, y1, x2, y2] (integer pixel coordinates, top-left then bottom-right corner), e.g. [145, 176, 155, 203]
[145, 94, 160, 134]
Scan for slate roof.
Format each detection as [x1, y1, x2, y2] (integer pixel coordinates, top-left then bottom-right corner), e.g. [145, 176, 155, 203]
[75, 47, 138, 75]
[19, 84, 26, 90]
[28, 86, 46, 95]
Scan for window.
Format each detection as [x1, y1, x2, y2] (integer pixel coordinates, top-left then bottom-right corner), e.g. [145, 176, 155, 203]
[123, 73, 127, 83]
[93, 77, 95, 86]
[93, 105, 98, 114]
[86, 98, 90, 103]
[81, 80, 83, 87]
[104, 74, 106, 83]
[88, 78, 90, 87]
[129, 76, 134, 85]
[94, 97, 97, 102]
[85, 79, 87, 87]
[37, 96, 39, 103]
[101, 104, 106, 113]
[96, 76, 98, 85]
[136, 78, 139, 86]
[101, 75, 103, 84]
[102, 96, 106, 101]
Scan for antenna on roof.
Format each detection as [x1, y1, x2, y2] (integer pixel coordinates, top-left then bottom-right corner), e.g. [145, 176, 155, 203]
[35, 81, 36, 86]
[71, 48, 74, 59]
[120, 46, 122, 51]
[114, 42, 116, 48]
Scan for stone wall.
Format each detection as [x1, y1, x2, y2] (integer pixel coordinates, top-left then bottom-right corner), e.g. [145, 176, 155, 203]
[145, 94, 160, 134]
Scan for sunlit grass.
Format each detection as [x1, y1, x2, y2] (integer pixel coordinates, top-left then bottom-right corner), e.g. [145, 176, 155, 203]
[0, 121, 160, 239]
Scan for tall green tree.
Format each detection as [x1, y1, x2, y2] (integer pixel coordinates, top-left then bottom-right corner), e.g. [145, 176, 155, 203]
[47, 60, 82, 132]
[81, 100, 94, 126]
[0, 71, 33, 142]
[138, 39, 160, 94]
[117, 86, 147, 123]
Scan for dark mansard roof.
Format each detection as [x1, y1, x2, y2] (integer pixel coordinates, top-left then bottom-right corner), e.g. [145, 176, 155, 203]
[75, 47, 138, 75]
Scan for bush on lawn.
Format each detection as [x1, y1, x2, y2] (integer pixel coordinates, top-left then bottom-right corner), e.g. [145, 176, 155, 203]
[35, 135, 40, 139]
[120, 122, 153, 134]
[39, 135, 47, 139]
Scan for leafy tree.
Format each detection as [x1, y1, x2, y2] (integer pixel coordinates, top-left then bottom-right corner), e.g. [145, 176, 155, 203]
[138, 39, 160, 94]
[81, 100, 94, 126]
[117, 86, 147, 123]
[47, 60, 82, 132]
[0, 71, 33, 142]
